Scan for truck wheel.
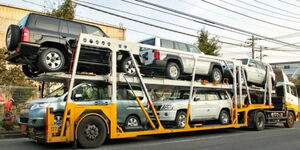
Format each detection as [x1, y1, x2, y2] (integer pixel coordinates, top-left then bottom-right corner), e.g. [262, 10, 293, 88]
[39, 48, 65, 72]
[22, 65, 41, 77]
[125, 115, 140, 127]
[284, 111, 295, 128]
[175, 111, 186, 128]
[6, 24, 20, 51]
[219, 110, 230, 125]
[77, 116, 107, 148]
[210, 67, 222, 82]
[122, 56, 136, 76]
[166, 62, 180, 80]
[253, 111, 265, 131]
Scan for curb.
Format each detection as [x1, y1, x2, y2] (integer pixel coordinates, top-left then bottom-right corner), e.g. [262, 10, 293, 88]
[0, 131, 23, 139]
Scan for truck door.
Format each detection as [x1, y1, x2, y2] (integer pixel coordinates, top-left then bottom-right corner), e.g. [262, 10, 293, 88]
[190, 91, 207, 120]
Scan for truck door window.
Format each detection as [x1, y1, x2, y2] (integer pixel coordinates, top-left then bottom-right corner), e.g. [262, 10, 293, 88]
[219, 91, 229, 100]
[177, 43, 188, 52]
[85, 25, 104, 36]
[206, 91, 220, 101]
[68, 22, 82, 35]
[291, 86, 297, 97]
[36, 16, 59, 31]
[161, 39, 174, 49]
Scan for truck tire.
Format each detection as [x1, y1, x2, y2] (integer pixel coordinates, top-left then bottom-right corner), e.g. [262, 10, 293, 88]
[253, 111, 265, 131]
[166, 62, 180, 80]
[77, 116, 107, 148]
[175, 111, 186, 128]
[39, 48, 65, 72]
[219, 109, 230, 125]
[22, 65, 40, 77]
[284, 111, 295, 128]
[6, 24, 20, 51]
[210, 67, 223, 82]
[122, 56, 136, 76]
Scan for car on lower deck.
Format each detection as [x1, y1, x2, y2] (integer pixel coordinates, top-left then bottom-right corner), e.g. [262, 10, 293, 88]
[19, 82, 148, 133]
[139, 37, 224, 82]
[152, 89, 232, 128]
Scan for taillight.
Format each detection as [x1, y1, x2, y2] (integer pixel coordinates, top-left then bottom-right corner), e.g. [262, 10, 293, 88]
[21, 28, 30, 42]
[153, 49, 160, 60]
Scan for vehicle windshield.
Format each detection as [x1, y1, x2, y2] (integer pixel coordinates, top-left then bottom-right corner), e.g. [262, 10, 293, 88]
[45, 84, 67, 97]
[240, 59, 249, 65]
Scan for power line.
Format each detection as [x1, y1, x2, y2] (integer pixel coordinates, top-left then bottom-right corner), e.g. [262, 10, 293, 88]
[76, 0, 244, 43]
[254, 0, 300, 16]
[236, 0, 300, 20]
[179, 0, 283, 32]
[121, 0, 250, 37]
[200, 0, 300, 31]
[133, 0, 300, 49]
[278, 0, 300, 9]
[73, 1, 243, 46]
[220, 0, 300, 23]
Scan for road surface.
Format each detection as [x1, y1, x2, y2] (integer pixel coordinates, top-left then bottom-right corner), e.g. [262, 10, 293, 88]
[0, 122, 300, 150]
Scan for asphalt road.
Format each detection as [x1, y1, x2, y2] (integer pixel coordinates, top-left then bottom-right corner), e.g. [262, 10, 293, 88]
[1, 122, 300, 150]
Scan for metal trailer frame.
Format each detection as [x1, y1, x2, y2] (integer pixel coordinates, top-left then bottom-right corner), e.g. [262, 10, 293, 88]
[43, 33, 277, 145]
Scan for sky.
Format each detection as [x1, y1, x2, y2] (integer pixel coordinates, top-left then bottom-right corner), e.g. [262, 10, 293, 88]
[1, 0, 300, 63]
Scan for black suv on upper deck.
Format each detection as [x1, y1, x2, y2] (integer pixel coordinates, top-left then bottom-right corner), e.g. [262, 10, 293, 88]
[5, 13, 113, 77]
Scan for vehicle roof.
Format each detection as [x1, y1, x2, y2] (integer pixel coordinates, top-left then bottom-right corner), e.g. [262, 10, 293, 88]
[139, 36, 196, 46]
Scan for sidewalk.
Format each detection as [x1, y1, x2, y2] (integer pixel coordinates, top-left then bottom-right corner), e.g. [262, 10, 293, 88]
[0, 127, 23, 139]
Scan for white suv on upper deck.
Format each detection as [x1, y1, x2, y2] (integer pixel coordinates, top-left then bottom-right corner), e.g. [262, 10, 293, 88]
[152, 89, 232, 128]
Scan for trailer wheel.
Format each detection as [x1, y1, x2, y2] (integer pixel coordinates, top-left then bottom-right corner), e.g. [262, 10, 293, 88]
[253, 111, 265, 131]
[284, 111, 295, 128]
[77, 116, 107, 148]
[175, 111, 186, 128]
[219, 109, 230, 125]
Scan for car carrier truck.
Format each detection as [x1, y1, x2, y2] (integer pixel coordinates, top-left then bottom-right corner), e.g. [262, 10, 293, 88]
[22, 33, 299, 148]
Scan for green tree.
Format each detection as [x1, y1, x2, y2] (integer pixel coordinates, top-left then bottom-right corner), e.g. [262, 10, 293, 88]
[0, 48, 35, 104]
[48, 0, 75, 20]
[196, 29, 220, 56]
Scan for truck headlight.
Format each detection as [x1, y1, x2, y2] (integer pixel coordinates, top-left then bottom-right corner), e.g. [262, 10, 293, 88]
[30, 103, 50, 110]
[161, 105, 173, 110]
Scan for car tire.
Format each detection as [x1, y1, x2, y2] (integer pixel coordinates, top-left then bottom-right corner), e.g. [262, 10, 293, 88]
[122, 56, 136, 76]
[219, 109, 230, 125]
[166, 62, 180, 80]
[125, 115, 140, 127]
[6, 25, 21, 51]
[22, 65, 41, 77]
[284, 111, 295, 128]
[253, 111, 265, 131]
[77, 116, 107, 148]
[39, 48, 65, 72]
[210, 67, 222, 82]
[175, 111, 186, 128]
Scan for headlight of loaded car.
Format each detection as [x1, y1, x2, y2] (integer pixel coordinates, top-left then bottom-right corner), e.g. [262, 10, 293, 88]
[30, 103, 50, 110]
[161, 104, 174, 110]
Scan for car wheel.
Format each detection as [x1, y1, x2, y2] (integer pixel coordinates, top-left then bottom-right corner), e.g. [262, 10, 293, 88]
[22, 65, 41, 77]
[39, 48, 65, 72]
[175, 111, 186, 128]
[210, 67, 222, 82]
[122, 56, 136, 76]
[77, 116, 107, 148]
[253, 111, 265, 131]
[6, 24, 20, 51]
[219, 110, 230, 125]
[284, 111, 295, 128]
[125, 115, 140, 127]
[166, 62, 180, 80]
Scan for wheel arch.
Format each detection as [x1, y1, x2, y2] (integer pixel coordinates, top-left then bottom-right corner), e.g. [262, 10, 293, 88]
[165, 55, 184, 72]
[40, 42, 69, 62]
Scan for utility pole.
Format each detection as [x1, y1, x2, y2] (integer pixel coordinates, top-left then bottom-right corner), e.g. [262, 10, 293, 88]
[252, 35, 255, 59]
[260, 46, 262, 61]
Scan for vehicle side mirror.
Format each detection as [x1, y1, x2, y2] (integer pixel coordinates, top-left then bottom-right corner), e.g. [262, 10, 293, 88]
[194, 97, 201, 101]
[248, 63, 255, 67]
